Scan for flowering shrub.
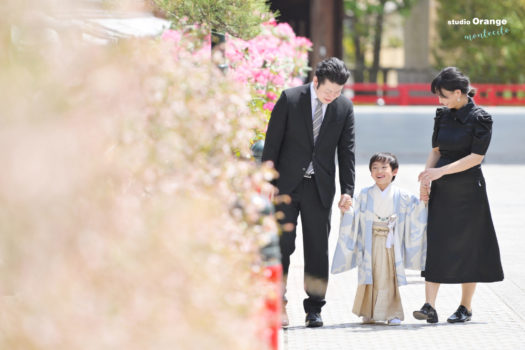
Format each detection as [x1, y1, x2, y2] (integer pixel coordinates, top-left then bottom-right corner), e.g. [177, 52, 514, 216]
[0, 2, 277, 349]
[161, 19, 212, 61]
[225, 21, 312, 140]
[162, 20, 312, 141]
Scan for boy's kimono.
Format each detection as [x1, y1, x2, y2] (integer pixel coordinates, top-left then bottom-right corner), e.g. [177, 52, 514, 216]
[331, 185, 427, 286]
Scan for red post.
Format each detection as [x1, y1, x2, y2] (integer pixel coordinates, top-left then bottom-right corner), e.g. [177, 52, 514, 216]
[399, 85, 409, 106]
[263, 264, 282, 350]
[487, 85, 497, 106]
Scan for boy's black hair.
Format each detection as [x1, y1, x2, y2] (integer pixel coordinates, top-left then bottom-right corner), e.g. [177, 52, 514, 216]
[431, 66, 476, 98]
[369, 152, 399, 182]
[314, 57, 351, 86]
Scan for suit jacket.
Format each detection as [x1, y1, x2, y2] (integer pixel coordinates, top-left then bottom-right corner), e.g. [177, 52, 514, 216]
[262, 83, 355, 208]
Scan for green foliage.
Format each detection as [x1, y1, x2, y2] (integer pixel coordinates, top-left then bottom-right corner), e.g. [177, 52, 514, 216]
[343, 0, 417, 42]
[433, 0, 525, 83]
[343, 0, 416, 81]
[387, 36, 403, 48]
[153, 0, 274, 39]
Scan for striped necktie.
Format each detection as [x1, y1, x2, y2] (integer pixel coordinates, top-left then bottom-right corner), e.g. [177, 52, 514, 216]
[312, 98, 323, 143]
[305, 98, 323, 175]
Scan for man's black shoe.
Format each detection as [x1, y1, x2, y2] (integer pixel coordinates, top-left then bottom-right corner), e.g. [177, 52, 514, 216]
[413, 302, 439, 323]
[305, 312, 323, 328]
[447, 305, 472, 323]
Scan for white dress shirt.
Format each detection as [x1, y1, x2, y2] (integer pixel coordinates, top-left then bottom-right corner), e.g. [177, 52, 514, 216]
[310, 82, 327, 121]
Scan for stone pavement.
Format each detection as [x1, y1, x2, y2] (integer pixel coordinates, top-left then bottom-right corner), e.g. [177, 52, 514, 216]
[279, 164, 525, 350]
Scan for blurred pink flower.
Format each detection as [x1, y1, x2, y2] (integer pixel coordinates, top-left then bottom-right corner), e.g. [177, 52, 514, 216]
[263, 102, 275, 111]
[224, 22, 311, 139]
[291, 77, 305, 87]
[266, 91, 277, 101]
[274, 23, 296, 39]
[254, 69, 271, 86]
[1, 22, 277, 349]
[162, 29, 182, 43]
[270, 73, 285, 87]
[295, 37, 313, 48]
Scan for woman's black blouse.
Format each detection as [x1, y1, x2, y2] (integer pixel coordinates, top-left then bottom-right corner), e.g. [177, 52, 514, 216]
[432, 97, 493, 163]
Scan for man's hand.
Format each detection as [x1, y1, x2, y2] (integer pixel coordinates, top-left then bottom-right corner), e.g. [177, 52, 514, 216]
[338, 194, 352, 212]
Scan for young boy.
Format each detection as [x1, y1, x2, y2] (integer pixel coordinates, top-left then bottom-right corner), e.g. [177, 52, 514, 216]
[331, 152, 427, 325]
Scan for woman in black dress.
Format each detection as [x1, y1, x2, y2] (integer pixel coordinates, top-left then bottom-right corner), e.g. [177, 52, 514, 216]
[413, 67, 504, 324]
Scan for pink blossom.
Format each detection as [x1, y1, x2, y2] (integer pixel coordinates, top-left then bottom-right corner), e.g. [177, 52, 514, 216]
[270, 73, 285, 87]
[263, 102, 275, 111]
[291, 77, 305, 87]
[266, 91, 277, 101]
[295, 37, 313, 49]
[274, 23, 296, 39]
[162, 29, 182, 43]
[254, 69, 271, 86]
[163, 22, 310, 139]
[203, 33, 211, 47]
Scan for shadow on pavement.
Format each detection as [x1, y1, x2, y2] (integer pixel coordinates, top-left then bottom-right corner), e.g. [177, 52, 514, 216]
[284, 321, 487, 332]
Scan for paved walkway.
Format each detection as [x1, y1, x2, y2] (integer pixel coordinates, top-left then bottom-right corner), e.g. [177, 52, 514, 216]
[280, 164, 525, 350]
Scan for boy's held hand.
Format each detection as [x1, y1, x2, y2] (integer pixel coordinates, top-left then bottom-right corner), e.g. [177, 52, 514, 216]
[419, 181, 430, 203]
[338, 194, 352, 212]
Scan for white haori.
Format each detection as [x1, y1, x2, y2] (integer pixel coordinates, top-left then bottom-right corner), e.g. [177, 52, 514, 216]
[331, 185, 428, 286]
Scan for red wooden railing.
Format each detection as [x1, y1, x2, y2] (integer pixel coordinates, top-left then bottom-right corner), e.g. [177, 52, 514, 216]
[345, 83, 525, 106]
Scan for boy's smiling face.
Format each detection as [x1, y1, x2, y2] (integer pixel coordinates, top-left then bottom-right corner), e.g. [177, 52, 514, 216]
[370, 161, 398, 190]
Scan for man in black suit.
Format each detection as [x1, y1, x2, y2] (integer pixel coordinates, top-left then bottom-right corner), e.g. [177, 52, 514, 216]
[262, 57, 355, 328]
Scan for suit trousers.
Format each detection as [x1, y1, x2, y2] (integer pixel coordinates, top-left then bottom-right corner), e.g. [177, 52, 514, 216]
[276, 175, 332, 313]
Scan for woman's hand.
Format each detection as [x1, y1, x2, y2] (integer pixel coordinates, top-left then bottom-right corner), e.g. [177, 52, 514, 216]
[418, 167, 445, 184]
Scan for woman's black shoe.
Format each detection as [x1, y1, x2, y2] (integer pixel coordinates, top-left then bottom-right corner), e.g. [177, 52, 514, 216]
[413, 303, 439, 323]
[447, 305, 472, 323]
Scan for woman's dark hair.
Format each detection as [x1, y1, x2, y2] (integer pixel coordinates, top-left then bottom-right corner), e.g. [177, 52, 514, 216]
[369, 152, 399, 182]
[315, 57, 351, 86]
[431, 67, 476, 97]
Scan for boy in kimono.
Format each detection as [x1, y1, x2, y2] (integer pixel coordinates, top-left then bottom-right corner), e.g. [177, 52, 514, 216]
[331, 152, 427, 325]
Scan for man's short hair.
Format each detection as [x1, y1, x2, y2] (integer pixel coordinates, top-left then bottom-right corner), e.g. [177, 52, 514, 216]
[315, 57, 351, 86]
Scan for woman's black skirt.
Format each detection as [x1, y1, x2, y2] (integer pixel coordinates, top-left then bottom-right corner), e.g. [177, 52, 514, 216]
[422, 165, 504, 283]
